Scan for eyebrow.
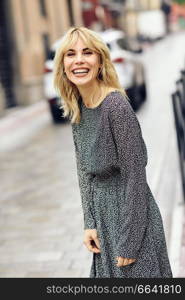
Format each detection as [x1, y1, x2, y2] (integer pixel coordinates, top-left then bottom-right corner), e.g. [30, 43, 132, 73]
[67, 48, 91, 52]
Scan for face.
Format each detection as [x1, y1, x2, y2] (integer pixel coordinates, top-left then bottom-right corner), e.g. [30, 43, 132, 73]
[63, 38, 101, 88]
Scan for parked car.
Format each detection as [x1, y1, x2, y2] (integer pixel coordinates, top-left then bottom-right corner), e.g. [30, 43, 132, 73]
[137, 10, 166, 42]
[44, 29, 147, 123]
[98, 29, 147, 110]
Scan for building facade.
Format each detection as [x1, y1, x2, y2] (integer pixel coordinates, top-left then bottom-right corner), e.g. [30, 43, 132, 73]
[0, 0, 83, 116]
[121, 0, 162, 37]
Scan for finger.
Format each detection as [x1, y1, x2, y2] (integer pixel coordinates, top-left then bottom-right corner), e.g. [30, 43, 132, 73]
[117, 257, 124, 267]
[84, 239, 100, 253]
[128, 259, 133, 265]
[91, 239, 101, 253]
[94, 237, 101, 250]
[116, 256, 122, 267]
[128, 258, 136, 265]
[84, 240, 93, 252]
[92, 247, 101, 253]
[116, 257, 136, 267]
[123, 258, 129, 266]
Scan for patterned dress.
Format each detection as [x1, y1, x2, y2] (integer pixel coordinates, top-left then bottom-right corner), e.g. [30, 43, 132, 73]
[71, 91, 173, 278]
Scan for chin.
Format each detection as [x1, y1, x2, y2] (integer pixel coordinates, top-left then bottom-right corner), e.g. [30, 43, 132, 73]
[73, 78, 96, 87]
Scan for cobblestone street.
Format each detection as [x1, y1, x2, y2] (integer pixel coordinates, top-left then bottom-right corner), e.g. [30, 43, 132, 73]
[0, 31, 185, 277]
[0, 122, 91, 277]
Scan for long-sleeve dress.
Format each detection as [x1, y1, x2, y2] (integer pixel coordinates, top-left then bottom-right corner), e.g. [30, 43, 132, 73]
[71, 90, 173, 278]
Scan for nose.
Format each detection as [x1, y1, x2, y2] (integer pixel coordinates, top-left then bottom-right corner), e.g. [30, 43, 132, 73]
[74, 52, 85, 64]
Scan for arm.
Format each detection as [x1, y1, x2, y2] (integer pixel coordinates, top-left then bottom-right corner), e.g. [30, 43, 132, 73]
[72, 127, 101, 253]
[72, 126, 96, 230]
[76, 155, 96, 230]
[75, 147, 101, 253]
[109, 97, 148, 259]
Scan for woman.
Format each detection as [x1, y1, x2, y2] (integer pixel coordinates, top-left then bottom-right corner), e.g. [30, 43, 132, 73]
[53, 27, 173, 278]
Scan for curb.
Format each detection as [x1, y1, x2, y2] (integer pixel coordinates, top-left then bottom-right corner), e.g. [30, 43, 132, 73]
[169, 169, 185, 277]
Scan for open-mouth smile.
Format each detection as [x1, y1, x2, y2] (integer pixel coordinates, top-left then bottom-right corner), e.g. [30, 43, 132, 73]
[72, 68, 90, 75]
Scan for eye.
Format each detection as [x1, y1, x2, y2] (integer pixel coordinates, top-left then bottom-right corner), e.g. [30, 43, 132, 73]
[84, 51, 93, 55]
[66, 52, 74, 56]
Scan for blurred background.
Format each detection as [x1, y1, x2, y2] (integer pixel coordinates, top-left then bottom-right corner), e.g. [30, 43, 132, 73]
[0, 0, 185, 278]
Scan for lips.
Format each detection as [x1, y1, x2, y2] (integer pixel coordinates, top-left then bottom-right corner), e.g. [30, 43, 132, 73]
[72, 68, 89, 74]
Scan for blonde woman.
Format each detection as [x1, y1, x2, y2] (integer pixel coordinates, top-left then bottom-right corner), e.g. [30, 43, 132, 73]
[54, 27, 172, 278]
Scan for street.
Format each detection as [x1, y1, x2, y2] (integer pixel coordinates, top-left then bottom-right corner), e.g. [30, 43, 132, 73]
[0, 31, 185, 277]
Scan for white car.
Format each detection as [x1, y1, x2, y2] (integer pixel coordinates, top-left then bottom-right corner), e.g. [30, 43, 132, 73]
[44, 29, 147, 123]
[137, 10, 166, 41]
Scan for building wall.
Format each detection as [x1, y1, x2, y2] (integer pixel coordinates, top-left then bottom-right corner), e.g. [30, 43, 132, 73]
[0, 0, 83, 114]
[125, 0, 161, 10]
[123, 0, 162, 37]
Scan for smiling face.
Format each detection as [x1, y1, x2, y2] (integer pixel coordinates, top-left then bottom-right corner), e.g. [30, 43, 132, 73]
[63, 38, 101, 88]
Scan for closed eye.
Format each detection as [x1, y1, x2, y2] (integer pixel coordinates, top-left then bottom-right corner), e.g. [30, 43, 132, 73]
[84, 51, 93, 55]
[66, 52, 75, 56]
[66, 51, 93, 56]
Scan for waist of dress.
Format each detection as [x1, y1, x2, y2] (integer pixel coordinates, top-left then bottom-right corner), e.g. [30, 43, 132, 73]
[90, 170, 121, 189]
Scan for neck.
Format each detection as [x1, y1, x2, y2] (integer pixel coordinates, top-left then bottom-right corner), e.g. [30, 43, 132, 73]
[77, 81, 102, 107]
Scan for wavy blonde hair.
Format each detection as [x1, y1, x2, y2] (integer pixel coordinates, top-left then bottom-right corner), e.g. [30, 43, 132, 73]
[53, 26, 127, 124]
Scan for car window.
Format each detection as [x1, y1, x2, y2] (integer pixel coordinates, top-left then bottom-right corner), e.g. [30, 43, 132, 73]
[48, 50, 55, 60]
[116, 38, 127, 50]
[106, 42, 111, 50]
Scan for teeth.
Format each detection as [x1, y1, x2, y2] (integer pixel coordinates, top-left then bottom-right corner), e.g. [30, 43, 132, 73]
[73, 69, 89, 74]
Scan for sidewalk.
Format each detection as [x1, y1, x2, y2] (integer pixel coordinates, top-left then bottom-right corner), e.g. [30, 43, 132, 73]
[178, 207, 185, 277]
[169, 167, 185, 277]
[0, 100, 51, 152]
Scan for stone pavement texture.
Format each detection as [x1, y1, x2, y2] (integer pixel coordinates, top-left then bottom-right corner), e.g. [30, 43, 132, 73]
[0, 31, 185, 278]
[0, 109, 92, 277]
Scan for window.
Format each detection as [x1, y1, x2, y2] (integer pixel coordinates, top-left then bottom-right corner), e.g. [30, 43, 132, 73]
[68, 0, 74, 26]
[106, 42, 111, 50]
[42, 34, 50, 59]
[117, 38, 128, 50]
[39, 0, 47, 17]
[48, 50, 55, 61]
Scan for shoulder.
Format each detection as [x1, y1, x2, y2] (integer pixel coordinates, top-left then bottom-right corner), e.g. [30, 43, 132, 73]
[102, 90, 135, 120]
[104, 91, 142, 133]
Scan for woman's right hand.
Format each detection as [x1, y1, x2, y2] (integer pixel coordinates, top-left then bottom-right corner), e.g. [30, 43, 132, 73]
[83, 229, 101, 253]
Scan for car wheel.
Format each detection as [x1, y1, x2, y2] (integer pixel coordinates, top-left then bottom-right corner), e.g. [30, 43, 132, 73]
[126, 85, 140, 111]
[49, 102, 67, 123]
[139, 82, 147, 102]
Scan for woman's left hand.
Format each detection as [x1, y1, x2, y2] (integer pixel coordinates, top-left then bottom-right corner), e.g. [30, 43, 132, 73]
[116, 256, 136, 267]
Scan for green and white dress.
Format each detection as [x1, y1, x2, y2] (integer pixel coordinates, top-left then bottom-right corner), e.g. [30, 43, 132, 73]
[72, 91, 173, 278]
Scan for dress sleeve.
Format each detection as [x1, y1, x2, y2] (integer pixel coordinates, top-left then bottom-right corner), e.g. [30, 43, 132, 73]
[72, 127, 96, 230]
[109, 97, 148, 259]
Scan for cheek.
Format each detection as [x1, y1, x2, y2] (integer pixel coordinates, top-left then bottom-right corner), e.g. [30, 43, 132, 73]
[88, 57, 99, 68]
[91, 63, 100, 76]
[63, 59, 71, 71]
[92, 59, 100, 72]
